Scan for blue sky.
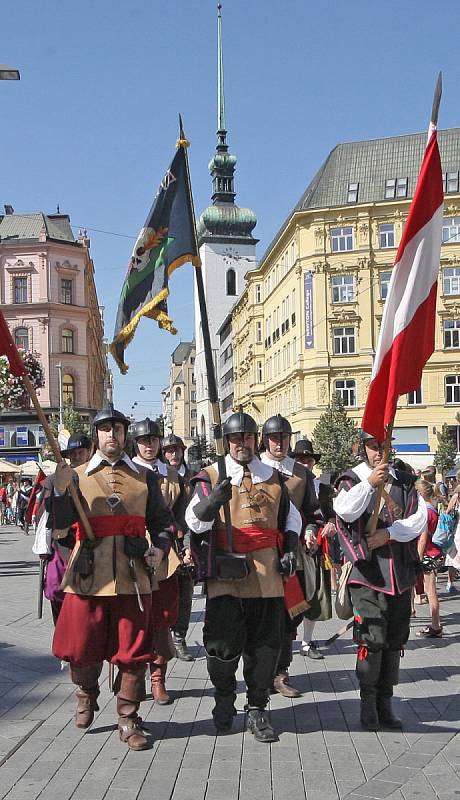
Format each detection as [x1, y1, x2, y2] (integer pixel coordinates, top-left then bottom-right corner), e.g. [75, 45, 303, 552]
[2, 0, 459, 418]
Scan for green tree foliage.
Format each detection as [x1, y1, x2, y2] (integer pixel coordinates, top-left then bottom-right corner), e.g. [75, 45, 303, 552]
[434, 425, 457, 479]
[312, 394, 359, 478]
[43, 400, 91, 460]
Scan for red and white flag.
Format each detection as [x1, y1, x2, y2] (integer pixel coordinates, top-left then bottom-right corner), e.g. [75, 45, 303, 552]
[362, 124, 443, 442]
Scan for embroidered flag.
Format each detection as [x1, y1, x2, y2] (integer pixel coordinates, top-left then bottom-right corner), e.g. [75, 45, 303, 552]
[110, 138, 200, 374]
[361, 125, 443, 441]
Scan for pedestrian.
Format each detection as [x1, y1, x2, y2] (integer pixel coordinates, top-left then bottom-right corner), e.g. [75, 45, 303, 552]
[414, 479, 443, 638]
[259, 416, 319, 697]
[444, 468, 460, 593]
[334, 430, 427, 731]
[51, 406, 173, 750]
[17, 478, 32, 531]
[161, 433, 195, 663]
[186, 410, 302, 742]
[132, 419, 187, 703]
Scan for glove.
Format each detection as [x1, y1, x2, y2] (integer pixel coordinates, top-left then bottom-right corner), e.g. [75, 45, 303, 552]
[193, 478, 233, 522]
[279, 530, 299, 577]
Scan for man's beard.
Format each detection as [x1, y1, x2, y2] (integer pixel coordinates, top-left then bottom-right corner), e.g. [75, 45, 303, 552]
[100, 442, 123, 459]
[234, 448, 253, 464]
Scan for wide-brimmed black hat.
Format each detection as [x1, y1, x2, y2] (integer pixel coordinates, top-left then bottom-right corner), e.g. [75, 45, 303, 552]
[292, 439, 321, 462]
[61, 432, 91, 457]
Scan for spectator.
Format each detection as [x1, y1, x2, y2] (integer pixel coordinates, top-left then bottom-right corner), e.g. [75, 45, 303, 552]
[415, 480, 443, 638]
[444, 469, 460, 594]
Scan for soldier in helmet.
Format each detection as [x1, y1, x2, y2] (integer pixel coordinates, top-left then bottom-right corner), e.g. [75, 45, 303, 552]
[132, 419, 190, 700]
[51, 406, 174, 751]
[260, 416, 319, 696]
[161, 433, 195, 663]
[185, 410, 302, 742]
[334, 429, 427, 731]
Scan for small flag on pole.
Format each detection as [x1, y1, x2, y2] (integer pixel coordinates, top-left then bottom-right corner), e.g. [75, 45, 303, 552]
[0, 309, 26, 377]
[110, 131, 200, 374]
[362, 91, 443, 442]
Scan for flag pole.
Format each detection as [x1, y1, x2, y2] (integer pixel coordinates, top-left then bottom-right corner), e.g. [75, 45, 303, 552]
[368, 72, 442, 537]
[178, 116, 234, 542]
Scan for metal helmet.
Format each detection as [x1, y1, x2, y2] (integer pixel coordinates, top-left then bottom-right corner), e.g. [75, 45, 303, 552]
[262, 414, 292, 438]
[359, 430, 377, 442]
[222, 410, 258, 438]
[132, 417, 162, 440]
[161, 433, 186, 451]
[61, 432, 91, 456]
[92, 404, 129, 431]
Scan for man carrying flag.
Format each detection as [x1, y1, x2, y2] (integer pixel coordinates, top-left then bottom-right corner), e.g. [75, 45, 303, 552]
[110, 130, 200, 374]
[334, 77, 444, 732]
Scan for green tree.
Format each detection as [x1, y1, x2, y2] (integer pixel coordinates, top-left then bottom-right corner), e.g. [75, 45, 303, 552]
[312, 394, 359, 477]
[434, 425, 457, 479]
[43, 399, 91, 460]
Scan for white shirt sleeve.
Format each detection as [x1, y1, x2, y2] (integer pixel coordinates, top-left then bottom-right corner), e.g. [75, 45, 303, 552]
[286, 501, 302, 535]
[388, 494, 427, 542]
[334, 481, 375, 522]
[32, 512, 52, 555]
[185, 492, 215, 534]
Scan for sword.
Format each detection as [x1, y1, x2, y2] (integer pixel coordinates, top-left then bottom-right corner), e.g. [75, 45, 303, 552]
[37, 557, 45, 619]
[128, 558, 144, 612]
[324, 620, 353, 646]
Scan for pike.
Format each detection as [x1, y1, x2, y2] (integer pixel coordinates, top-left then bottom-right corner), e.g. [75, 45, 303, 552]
[37, 557, 45, 619]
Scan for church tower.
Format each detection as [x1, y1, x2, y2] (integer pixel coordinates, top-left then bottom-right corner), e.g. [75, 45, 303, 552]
[194, 3, 258, 442]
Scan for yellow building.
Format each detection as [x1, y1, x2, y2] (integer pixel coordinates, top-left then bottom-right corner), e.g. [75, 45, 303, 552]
[233, 128, 460, 467]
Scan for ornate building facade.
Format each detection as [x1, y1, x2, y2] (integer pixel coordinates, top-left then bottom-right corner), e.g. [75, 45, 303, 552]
[0, 209, 109, 462]
[233, 128, 460, 467]
[162, 341, 197, 446]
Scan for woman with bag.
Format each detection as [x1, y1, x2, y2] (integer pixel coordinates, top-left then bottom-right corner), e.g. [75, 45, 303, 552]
[415, 480, 443, 638]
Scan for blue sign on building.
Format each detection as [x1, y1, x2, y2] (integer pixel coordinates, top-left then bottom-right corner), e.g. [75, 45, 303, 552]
[304, 271, 314, 349]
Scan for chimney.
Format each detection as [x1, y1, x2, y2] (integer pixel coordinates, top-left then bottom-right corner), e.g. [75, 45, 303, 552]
[4, 205, 14, 215]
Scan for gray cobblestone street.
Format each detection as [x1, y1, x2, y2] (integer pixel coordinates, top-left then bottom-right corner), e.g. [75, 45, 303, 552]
[0, 523, 459, 800]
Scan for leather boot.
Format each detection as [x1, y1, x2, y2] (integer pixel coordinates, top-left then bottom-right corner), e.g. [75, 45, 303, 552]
[356, 650, 382, 732]
[70, 663, 102, 729]
[273, 671, 301, 698]
[207, 653, 238, 733]
[172, 633, 194, 662]
[150, 657, 172, 705]
[117, 669, 149, 750]
[377, 649, 402, 729]
[246, 708, 278, 743]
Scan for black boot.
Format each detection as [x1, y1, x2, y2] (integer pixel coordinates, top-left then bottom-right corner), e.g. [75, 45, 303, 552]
[356, 650, 382, 732]
[246, 708, 278, 743]
[172, 633, 194, 662]
[377, 650, 402, 730]
[207, 653, 238, 734]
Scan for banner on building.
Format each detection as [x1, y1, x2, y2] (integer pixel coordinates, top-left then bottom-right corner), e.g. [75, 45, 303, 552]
[304, 271, 314, 349]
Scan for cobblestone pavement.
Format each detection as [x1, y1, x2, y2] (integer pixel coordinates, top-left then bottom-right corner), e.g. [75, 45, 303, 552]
[0, 523, 459, 800]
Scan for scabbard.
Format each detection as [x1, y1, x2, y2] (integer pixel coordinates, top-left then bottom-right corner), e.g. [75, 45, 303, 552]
[37, 558, 45, 619]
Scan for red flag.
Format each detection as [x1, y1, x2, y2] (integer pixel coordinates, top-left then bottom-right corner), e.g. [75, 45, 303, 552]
[0, 309, 26, 377]
[25, 468, 46, 524]
[361, 127, 443, 441]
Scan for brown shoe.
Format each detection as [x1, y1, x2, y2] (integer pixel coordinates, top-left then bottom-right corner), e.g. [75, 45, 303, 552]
[273, 671, 301, 698]
[70, 663, 102, 729]
[117, 669, 150, 750]
[150, 659, 172, 705]
[118, 716, 149, 750]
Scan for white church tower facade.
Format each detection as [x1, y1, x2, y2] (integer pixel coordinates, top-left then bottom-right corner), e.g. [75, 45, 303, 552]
[194, 4, 258, 442]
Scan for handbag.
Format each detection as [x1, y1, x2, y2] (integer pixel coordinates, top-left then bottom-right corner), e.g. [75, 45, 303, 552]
[335, 560, 353, 620]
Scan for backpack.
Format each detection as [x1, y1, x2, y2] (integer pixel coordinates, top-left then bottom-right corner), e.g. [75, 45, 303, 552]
[432, 509, 457, 552]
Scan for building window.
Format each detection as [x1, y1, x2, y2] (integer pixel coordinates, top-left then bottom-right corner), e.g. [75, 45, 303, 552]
[443, 267, 460, 296]
[13, 277, 28, 304]
[347, 182, 359, 203]
[61, 279, 73, 304]
[226, 268, 236, 296]
[380, 271, 392, 300]
[332, 275, 355, 303]
[385, 179, 396, 199]
[16, 426, 29, 446]
[407, 387, 423, 405]
[190, 356, 195, 364]
[256, 321, 262, 343]
[255, 284, 262, 303]
[385, 177, 408, 199]
[379, 223, 395, 248]
[396, 177, 408, 198]
[191, 426, 197, 438]
[256, 361, 263, 383]
[443, 172, 459, 194]
[331, 226, 353, 252]
[191, 371, 196, 383]
[445, 375, 460, 404]
[175, 387, 182, 400]
[442, 217, 460, 244]
[62, 328, 74, 353]
[62, 374, 75, 405]
[14, 327, 29, 350]
[335, 379, 356, 407]
[444, 319, 460, 349]
[333, 326, 356, 355]
[446, 425, 460, 452]
[191, 390, 196, 402]
[191, 409, 197, 419]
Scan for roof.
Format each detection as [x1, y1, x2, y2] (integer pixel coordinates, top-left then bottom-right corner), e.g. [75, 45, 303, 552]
[262, 127, 460, 261]
[171, 341, 194, 366]
[0, 212, 76, 244]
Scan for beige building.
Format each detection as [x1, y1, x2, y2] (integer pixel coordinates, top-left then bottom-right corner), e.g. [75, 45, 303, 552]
[233, 128, 460, 467]
[162, 341, 197, 446]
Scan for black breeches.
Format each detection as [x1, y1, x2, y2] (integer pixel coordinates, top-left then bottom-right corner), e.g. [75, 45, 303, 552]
[349, 584, 412, 652]
[171, 570, 194, 638]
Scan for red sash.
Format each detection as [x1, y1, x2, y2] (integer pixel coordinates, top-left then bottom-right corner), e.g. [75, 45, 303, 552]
[75, 514, 145, 541]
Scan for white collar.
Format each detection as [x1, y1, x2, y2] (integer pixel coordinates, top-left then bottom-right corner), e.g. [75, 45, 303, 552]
[132, 455, 168, 476]
[178, 464, 186, 477]
[260, 452, 295, 476]
[209, 454, 273, 486]
[353, 460, 396, 481]
[86, 450, 139, 475]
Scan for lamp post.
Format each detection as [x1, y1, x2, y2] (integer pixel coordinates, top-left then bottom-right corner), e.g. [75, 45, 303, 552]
[0, 65, 20, 81]
[56, 363, 64, 431]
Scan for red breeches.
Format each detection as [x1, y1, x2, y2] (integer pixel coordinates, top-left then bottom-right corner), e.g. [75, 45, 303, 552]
[152, 574, 179, 629]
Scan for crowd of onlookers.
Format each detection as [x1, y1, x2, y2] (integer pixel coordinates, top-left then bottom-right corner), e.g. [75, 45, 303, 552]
[0, 476, 33, 530]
